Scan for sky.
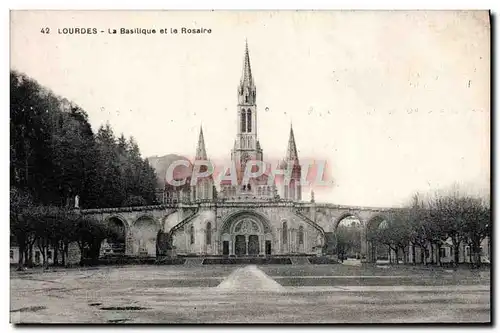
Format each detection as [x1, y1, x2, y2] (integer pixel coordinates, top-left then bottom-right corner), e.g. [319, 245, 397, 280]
[10, 10, 490, 207]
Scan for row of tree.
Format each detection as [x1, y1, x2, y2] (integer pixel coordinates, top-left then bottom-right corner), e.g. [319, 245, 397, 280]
[11, 188, 111, 269]
[10, 70, 158, 209]
[367, 191, 491, 267]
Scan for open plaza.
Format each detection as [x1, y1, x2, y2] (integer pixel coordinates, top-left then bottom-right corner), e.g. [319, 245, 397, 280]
[10, 261, 490, 324]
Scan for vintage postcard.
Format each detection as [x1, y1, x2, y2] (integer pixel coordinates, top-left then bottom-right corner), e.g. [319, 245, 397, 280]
[9, 10, 490, 324]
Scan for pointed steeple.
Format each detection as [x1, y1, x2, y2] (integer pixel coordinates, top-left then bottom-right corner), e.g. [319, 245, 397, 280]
[240, 39, 254, 87]
[195, 126, 208, 160]
[286, 124, 299, 161]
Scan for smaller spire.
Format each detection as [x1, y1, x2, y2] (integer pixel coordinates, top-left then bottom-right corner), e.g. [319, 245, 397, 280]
[311, 190, 315, 203]
[286, 125, 299, 162]
[195, 126, 208, 160]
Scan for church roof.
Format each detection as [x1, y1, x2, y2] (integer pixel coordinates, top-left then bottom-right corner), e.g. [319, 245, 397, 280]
[285, 125, 299, 162]
[240, 40, 254, 88]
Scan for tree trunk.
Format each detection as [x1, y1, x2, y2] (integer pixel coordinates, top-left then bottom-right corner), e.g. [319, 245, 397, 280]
[61, 243, 66, 266]
[469, 243, 473, 264]
[472, 239, 482, 267]
[411, 243, 416, 264]
[28, 243, 33, 267]
[24, 247, 29, 266]
[430, 244, 434, 265]
[17, 243, 25, 270]
[453, 243, 460, 267]
[64, 243, 69, 266]
[435, 243, 441, 266]
[402, 247, 407, 264]
[53, 241, 59, 266]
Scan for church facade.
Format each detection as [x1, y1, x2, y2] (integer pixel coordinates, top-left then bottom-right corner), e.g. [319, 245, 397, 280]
[84, 43, 398, 261]
[155, 43, 321, 256]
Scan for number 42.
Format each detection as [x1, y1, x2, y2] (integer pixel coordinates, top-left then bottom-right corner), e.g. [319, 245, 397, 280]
[40, 27, 50, 34]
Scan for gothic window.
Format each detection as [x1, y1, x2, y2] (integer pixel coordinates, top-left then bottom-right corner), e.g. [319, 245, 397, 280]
[282, 222, 288, 244]
[190, 225, 195, 245]
[247, 184, 251, 191]
[247, 109, 252, 132]
[298, 226, 304, 245]
[206, 222, 212, 245]
[204, 183, 209, 199]
[258, 187, 262, 196]
[241, 109, 246, 133]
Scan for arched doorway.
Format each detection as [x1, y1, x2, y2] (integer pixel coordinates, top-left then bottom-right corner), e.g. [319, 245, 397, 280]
[366, 216, 391, 263]
[334, 215, 362, 263]
[103, 217, 127, 255]
[131, 217, 158, 257]
[220, 211, 273, 256]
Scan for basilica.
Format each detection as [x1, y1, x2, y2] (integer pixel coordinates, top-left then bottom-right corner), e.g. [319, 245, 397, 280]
[148, 42, 322, 257]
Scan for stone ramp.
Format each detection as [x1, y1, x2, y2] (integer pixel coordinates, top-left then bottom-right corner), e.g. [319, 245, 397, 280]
[216, 265, 285, 292]
[184, 258, 204, 267]
[290, 257, 311, 265]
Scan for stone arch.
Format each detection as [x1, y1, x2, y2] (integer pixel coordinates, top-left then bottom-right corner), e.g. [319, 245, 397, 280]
[103, 215, 128, 255]
[220, 210, 272, 235]
[333, 212, 364, 231]
[366, 214, 390, 231]
[365, 214, 391, 263]
[334, 213, 364, 261]
[131, 215, 159, 256]
[220, 210, 273, 256]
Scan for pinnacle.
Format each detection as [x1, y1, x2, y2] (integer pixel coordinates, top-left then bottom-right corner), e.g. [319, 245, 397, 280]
[286, 125, 299, 162]
[195, 126, 208, 160]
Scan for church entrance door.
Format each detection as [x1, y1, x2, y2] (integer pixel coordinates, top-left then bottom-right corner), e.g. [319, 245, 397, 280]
[222, 241, 229, 255]
[235, 235, 246, 256]
[265, 240, 272, 255]
[248, 235, 259, 256]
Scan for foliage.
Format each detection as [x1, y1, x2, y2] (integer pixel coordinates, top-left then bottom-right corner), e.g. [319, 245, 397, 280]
[336, 225, 361, 260]
[122, 195, 147, 207]
[10, 70, 157, 208]
[10, 70, 160, 267]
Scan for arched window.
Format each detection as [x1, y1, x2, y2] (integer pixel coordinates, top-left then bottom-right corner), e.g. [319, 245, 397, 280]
[206, 222, 212, 245]
[298, 226, 304, 245]
[247, 109, 252, 132]
[241, 109, 246, 133]
[282, 221, 288, 244]
[190, 225, 195, 245]
[204, 183, 209, 199]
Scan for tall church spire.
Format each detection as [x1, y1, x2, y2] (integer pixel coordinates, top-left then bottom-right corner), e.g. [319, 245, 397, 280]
[195, 126, 207, 160]
[240, 39, 254, 87]
[286, 125, 299, 162]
